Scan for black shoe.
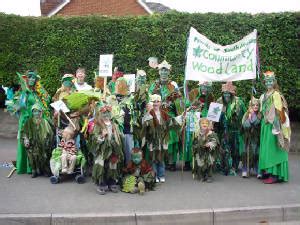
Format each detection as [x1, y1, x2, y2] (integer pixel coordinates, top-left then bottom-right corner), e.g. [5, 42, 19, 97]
[31, 172, 38, 178]
[183, 162, 191, 171]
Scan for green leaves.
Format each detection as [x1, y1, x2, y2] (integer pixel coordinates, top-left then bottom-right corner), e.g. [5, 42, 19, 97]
[0, 12, 298, 114]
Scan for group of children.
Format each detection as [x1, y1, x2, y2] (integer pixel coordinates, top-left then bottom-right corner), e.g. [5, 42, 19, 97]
[6, 57, 291, 195]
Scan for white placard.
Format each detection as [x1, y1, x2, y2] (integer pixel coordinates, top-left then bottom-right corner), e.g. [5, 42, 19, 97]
[185, 27, 257, 82]
[124, 74, 136, 93]
[99, 54, 113, 77]
[207, 102, 223, 122]
[50, 100, 70, 113]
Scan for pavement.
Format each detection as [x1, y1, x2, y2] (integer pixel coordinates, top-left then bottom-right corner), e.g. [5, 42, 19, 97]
[0, 109, 299, 224]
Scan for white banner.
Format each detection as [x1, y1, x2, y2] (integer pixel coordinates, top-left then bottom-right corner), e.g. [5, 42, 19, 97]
[185, 27, 257, 82]
[99, 54, 113, 77]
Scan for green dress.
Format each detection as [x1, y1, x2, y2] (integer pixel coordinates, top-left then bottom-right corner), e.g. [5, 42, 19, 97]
[258, 91, 289, 181]
[15, 85, 51, 174]
[16, 91, 39, 174]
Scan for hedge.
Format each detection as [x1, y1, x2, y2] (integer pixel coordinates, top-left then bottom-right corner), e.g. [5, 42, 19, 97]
[0, 11, 299, 119]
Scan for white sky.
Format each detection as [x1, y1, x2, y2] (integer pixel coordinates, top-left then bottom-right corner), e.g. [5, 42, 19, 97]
[0, 0, 299, 16]
[0, 0, 41, 16]
[150, 0, 300, 14]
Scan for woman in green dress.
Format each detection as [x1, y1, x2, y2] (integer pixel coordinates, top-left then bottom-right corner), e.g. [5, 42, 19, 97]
[259, 71, 291, 183]
[11, 71, 51, 174]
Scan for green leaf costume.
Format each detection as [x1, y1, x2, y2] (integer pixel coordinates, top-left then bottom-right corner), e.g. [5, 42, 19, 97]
[258, 90, 290, 181]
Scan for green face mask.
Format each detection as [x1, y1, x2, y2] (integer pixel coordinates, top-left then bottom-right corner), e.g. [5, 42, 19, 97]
[264, 77, 275, 89]
[132, 152, 142, 165]
[32, 109, 42, 119]
[159, 68, 170, 83]
[136, 76, 146, 86]
[27, 72, 38, 87]
[223, 92, 231, 103]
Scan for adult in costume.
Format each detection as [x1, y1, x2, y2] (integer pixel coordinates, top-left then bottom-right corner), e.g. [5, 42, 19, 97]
[216, 82, 246, 175]
[258, 71, 291, 183]
[133, 69, 149, 148]
[149, 60, 182, 171]
[6, 71, 51, 174]
[241, 97, 261, 178]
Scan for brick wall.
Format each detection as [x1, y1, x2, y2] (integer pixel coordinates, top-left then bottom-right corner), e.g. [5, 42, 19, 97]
[57, 0, 149, 16]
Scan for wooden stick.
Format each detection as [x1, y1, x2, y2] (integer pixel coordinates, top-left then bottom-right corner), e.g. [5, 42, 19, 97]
[61, 111, 76, 130]
[7, 167, 16, 178]
[103, 76, 107, 99]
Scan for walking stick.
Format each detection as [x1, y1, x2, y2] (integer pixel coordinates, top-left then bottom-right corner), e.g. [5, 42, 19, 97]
[246, 137, 250, 177]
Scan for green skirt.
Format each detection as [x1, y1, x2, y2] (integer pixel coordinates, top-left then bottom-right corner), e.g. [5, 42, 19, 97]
[258, 119, 288, 181]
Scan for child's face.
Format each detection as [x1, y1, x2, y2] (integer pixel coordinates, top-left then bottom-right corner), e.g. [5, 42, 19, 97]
[153, 101, 161, 110]
[146, 103, 153, 112]
[252, 103, 259, 112]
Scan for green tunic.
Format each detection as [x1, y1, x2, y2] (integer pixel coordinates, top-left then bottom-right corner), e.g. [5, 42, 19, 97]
[258, 91, 289, 181]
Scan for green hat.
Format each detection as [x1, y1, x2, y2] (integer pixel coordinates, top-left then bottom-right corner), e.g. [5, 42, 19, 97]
[27, 71, 41, 80]
[31, 103, 43, 112]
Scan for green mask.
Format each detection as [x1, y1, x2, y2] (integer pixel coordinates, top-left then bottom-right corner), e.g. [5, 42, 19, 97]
[27, 72, 39, 87]
[159, 68, 170, 83]
[132, 152, 142, 165]
[136, 76, 146, 86]
[264, 77, 275, 89]
[223, 92, 231, 103]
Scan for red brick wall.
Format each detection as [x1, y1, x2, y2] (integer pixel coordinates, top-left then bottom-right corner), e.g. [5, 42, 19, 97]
[57, 0, 149, 16]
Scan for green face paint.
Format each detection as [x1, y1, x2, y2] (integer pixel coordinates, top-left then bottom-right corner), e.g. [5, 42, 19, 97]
[32, 109, 42, 118]
[159, 68, 170, 83]
[264, 77, 275, 89]
[132, 152, 142, 165]
[223, 92, 231, 103]
[136, 75, 146, 86]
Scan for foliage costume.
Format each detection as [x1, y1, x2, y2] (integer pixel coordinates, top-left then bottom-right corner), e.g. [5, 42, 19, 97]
[148, 60, 183, 171]
[258, 71, 291, 183]
[185, 81, 215, 170]
[241, 97, 261, 177]
[142, 94, 170, 182]
[133, 70, 149, 149]
[88, 104, 124, 194]
[21, 103, 54, 177]
[193, 118, 219, 182]
[122, 148, 155, 194]
[216, 82, 246, 175]
[6, 71, 51, 174]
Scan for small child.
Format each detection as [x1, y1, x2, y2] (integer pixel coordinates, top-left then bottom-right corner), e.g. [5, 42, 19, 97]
[193, 118, 219, 182]
[122, 148, 155, 194]
[60, 126, 77, 174]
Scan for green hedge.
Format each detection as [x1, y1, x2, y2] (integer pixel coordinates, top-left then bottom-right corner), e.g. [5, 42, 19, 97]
[0, 11, 299, 118]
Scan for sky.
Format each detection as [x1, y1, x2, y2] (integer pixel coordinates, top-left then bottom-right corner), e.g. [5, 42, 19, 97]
[0, 0, 299, 16]
[150, 0, 300, 14]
